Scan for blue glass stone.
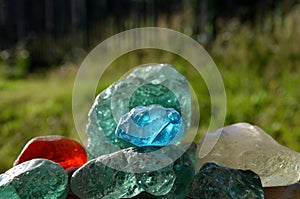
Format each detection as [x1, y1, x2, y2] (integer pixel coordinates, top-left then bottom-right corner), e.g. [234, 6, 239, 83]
[115, 105, 185, 147]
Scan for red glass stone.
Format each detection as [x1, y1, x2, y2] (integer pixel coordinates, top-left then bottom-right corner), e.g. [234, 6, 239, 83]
[14, 136, 87, 171]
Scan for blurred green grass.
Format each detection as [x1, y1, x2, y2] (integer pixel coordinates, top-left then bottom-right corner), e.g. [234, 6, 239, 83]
[0, 66, 79, 172]
[0, 6, 300, 173]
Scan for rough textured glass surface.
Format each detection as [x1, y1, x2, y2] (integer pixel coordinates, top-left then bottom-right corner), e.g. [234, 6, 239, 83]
[121, 145, 195, 199]
[127, 150, 195, 199]
[0, 159, 68, 199]
[191, 162, 264, 199]
[70, 145, 194, 199]
[14, 136, 87, 172]
[70, 147, 175, 198]
[197, 123, 300, 186]
[158, 148, 195, 199]
[116, 105, 184, 147]
[128, 83, 181, 113]
[183, 142, 198, 169]
[87, 64, 191, 158]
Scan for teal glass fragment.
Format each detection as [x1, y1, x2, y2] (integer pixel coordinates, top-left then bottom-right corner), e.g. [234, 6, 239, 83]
[0, 159, 68, 199]
[191, 162, 265, 199]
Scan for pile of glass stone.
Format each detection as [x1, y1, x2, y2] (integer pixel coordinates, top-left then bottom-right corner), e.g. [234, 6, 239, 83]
[1, 64, 300, 199]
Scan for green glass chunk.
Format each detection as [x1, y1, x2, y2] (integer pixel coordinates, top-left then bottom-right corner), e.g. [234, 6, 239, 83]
[86, 64, 191, 158]
[70, 145, 194, 199]
[0, 159, 68, 199]
[129, 83, 181, 114]
[70, 147, 175, 199]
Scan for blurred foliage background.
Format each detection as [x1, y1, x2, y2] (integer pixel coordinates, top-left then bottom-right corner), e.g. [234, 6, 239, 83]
[0, 0, 300, 173]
